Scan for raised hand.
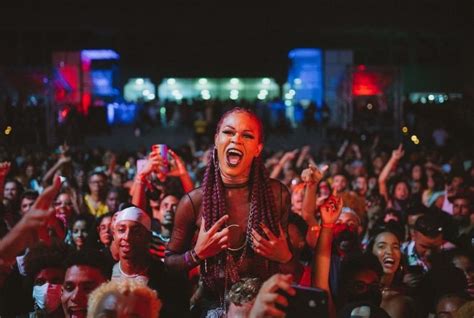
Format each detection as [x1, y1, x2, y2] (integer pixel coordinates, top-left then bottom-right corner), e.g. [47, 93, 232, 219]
[22, 176, 62, 243]
[138, 151, 165, 179]
[391, 144, 405, 161]
[168, 149, 187, 177]
[319, 192, 343, 226]
[194, 215, 229, 259]
[252, 223, 292, 263]
[301, 163, 327, 185]
[249, 273, 295, 318]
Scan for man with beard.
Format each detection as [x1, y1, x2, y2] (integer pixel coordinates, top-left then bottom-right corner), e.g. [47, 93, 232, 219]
[451, 193, 473, 249]
[150, 194, 179, 262]
[337, 253, 391, 318]
[112, 206, 189, 318]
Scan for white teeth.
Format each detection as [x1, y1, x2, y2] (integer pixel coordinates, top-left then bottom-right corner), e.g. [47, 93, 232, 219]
[227, 149, 243, 156]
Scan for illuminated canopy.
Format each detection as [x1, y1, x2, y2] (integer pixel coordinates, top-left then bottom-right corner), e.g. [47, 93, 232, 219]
[158, 78, 279, 101]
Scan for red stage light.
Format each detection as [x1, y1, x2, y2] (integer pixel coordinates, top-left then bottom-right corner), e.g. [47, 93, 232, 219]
[352, 69, 382, 96]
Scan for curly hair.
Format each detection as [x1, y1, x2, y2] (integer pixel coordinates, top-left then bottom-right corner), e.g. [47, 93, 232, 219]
[201, 107, 279, 291]
[87, 279, 162, 318]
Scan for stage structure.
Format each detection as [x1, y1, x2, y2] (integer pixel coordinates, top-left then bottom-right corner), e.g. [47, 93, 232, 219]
[157, 77, 279, 102]
[52, 50, 121, 115]
[339, 65, 402, 139]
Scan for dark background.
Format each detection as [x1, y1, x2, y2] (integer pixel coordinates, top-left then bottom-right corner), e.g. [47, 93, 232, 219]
[0, 0, 473, 87]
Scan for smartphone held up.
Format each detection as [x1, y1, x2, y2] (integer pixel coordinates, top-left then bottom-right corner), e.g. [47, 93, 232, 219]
[152, 144, 169, 175]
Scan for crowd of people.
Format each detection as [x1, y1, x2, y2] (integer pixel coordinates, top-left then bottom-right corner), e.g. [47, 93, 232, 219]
[0, 106, 473, 317]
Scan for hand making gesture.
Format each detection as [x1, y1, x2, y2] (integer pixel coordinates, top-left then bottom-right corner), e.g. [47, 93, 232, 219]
[252, 223, 292, 264]
[194, 215, 230, 260]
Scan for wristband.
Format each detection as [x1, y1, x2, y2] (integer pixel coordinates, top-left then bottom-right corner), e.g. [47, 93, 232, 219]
[321, 223, 335, 229]
[184, 251, 193, 267]
[190, 249, 202, 264]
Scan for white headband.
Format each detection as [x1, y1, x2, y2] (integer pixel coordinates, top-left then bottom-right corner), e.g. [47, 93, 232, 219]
[115, 207, 151, 231]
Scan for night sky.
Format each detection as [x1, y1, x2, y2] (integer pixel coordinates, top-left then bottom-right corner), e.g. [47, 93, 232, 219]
[0, 0, 472, 84]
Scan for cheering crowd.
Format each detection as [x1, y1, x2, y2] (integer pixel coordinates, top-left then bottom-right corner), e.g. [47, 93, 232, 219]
[0, 107, 473, 317]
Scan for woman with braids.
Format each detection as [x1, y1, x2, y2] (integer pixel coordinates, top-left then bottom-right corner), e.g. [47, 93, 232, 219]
[165, 108, 301, 314]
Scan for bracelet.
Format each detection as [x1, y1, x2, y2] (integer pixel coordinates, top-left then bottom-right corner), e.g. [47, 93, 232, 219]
[190, 249, 202, 264]
[184, 251, 193, 267]
[321, 223, 335, 229]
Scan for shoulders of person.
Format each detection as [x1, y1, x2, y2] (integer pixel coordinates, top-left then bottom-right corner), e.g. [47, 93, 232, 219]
[382, 293, 416, 318]
[268, 178, 290, 195]
[176, 187, 203, 212]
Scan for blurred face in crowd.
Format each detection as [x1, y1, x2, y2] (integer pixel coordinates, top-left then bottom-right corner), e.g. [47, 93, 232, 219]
[291, 186, 304, 215]
[72, 220, 88, 250]
[98, 216, 113, 246]
[91, 291, 153, 318]
[55, 193, 74, 222]
[88, 174, 106, 195]
[106, 191, 120, 213]
[436, 295, 466, 318]
[450, 176, 464, 191]
[452, 254, 474, 297]
[337, 211, 360, 229]
[61, 265, 106, 318]
[75, 170, 85, 189]
[318, 180, 331, 198]
[26, 164, 35, 178]
[393, 181, 409, 201]
[411, 165, 423, 181]
[35, 267, 65, 286]
[343, 269, 382, 306]
[372, 232, 401, 275]
[332, 175, 347, 193]
[372, 156, 384, 173]
[215, 111, 263, 182]
[32, 267, 65, 314]
[452, 198, 471, 225]
[20, 197, 35, 215]
[355, 176, 368, 196]
[413, 231, 443, 261]
[154, 195, 179, 226]
[114, 220, 150, 260]
[4, 181, 19, 202]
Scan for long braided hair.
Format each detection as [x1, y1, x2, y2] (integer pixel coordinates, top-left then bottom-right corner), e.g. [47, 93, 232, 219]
[201, 107, 280, 291]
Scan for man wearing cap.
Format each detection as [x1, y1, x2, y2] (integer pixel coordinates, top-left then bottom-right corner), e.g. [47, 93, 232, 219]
[112, 206, 189, 317]
[402, 213, 444, 288]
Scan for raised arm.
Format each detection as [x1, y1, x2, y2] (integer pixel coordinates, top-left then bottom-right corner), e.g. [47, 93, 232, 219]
[168, 149, 194, 193]
[296, 145, 310, 169]
[130, 151, 162, 211]
[378, 144, 404, 202]
[301, 164, 327, 248]
[0, 176, 61, 263]
[270, 150, 297, 179]
[313, 193, 343, 318]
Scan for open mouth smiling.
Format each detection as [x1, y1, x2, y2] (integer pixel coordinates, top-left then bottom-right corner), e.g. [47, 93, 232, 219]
[226, 148, 243, 167]
[383, 257, 396, 269]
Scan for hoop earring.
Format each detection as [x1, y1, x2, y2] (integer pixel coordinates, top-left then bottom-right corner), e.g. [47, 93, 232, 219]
[213, 146, 219, 168]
